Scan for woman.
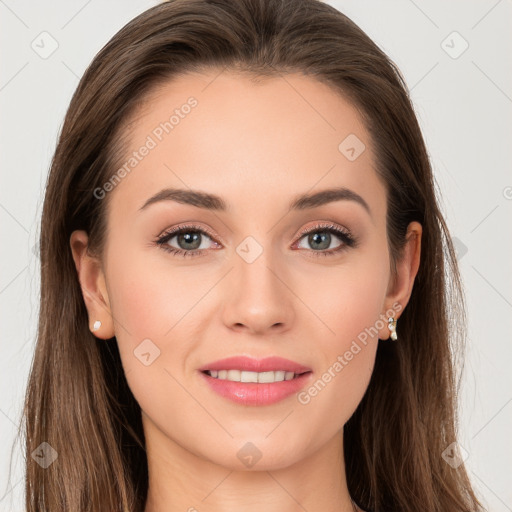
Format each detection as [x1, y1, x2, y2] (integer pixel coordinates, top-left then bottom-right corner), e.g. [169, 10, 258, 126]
[20, 0, 486, 510]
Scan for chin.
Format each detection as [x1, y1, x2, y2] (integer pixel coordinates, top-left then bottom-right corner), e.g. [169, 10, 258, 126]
[201, 436, 308, 472]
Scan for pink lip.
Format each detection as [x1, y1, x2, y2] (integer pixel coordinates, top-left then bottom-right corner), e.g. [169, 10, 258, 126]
[198, 371, 313, 406]
[197, 356, 313, 406]
[198, 356, 312, 374]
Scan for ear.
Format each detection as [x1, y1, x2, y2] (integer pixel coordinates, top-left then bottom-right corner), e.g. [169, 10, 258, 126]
[379, 221, 422, 340]
[70, 230, 115, 339]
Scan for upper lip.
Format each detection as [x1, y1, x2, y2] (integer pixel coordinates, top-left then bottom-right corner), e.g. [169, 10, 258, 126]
[198, 356, 312, 374]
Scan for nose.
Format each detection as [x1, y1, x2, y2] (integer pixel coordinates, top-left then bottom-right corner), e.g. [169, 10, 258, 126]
[220, 245, 295, 336]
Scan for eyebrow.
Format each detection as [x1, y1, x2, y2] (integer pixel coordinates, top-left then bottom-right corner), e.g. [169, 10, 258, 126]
[139, 186, 371, 217]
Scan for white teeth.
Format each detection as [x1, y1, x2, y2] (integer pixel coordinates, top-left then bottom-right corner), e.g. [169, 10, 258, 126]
[227, 369, 241, 381]
[241, 371, 258, 383]
[207, 370, 299, 383]
[257, 371, 275, 383]
[274, 370, 285, 381]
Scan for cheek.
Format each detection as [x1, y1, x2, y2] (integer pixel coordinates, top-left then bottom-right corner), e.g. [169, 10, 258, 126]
[299, 247, 389, 348]
[294, 257, 388, 426]
[104, 250, 201, 427]
[331, 266, 388, 342]
[104, 246, 199, 382]
[106, 244, 201, 337]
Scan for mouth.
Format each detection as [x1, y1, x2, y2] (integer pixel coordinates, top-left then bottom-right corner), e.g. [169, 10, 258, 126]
[197, 356, 313, 405]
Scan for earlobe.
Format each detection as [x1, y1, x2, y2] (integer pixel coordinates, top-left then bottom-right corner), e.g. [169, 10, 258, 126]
[69, 230, 115, 340]
[379, 221, 422, 340]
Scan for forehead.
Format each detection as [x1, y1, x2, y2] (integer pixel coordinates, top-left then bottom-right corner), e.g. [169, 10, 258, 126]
[107, 69, 385, 222]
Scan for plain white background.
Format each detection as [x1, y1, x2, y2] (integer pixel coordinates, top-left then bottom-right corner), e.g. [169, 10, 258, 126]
[1, 1, 511, 511]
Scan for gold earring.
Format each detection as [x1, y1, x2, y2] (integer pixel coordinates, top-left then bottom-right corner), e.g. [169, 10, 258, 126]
[387, 317, 397, 341]
[92, 320, 101, 332]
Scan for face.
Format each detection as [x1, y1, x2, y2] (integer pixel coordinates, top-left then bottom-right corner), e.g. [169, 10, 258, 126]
[78, 70, 407, 470]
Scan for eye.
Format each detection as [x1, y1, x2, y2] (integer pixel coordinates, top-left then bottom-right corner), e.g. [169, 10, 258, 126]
[155, 224, 220, 258]
[293, 222, 357, 257]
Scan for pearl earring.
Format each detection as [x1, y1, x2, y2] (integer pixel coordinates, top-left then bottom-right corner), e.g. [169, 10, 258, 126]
[387, 317, 397, 341]
[92, 320, 101, 332]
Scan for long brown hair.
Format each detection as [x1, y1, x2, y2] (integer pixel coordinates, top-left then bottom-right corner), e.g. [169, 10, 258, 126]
[16, 0, 486, 510]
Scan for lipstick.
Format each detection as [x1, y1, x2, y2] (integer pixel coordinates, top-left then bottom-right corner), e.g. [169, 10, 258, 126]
[198, 356, 313, 406]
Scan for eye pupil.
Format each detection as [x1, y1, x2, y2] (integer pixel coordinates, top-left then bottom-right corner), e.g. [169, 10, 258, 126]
[178, 231, 201, 250]
[309, 232, 331, 250]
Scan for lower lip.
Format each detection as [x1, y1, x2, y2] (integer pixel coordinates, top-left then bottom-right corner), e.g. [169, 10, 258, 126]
[198, 371, 313, 406]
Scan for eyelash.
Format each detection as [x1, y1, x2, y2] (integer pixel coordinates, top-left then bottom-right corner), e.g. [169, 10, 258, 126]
[155, 222, 357, 259]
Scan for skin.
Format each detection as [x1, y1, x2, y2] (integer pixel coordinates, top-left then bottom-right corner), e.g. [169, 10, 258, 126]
[70, 70, 421, 512]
